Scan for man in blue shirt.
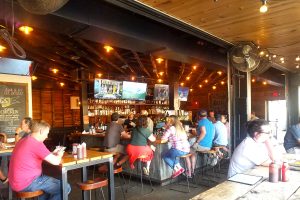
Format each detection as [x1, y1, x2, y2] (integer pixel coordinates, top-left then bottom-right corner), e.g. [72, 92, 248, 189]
[190, 110, 215, 173]
[213, 114, 228, 146]
[284, 119, 300, 153]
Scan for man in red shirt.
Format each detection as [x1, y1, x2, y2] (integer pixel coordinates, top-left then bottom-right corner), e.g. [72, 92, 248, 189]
[8, 120, 70, 199]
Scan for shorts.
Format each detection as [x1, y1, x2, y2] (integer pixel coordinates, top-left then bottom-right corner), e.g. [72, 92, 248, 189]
[104, 144, 126, 155]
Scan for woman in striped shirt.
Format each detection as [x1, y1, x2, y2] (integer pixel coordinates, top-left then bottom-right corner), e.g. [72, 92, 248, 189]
[161, 115, 192, 178]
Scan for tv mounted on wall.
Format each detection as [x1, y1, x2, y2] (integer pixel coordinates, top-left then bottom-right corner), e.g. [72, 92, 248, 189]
[122, 81, 147, 100]
[94, 79, 122, 99]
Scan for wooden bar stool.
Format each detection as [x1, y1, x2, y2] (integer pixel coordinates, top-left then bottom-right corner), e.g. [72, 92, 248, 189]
[127, 155, 154, 196]
[169, 153, 196, 193]
[77, 177, 108, 200]
[99, 166, 126, 200]
[15, 190, 44, 200]
[195, 150, 218, 186]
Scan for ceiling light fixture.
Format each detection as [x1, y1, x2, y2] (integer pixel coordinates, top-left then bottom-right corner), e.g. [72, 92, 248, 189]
[272, 54, 277, 58]
[18, 25, 33, 35]
[159, 71, 164, 76]
[131, 76, 135, 81]
[193, 65, 197, 70]
[186, 76, 190, 80]
[296, 65, 299, 69]
[263, 81, 267, 85]
[260, 0, 268, 13]
[156, 58, 164, 64]
[31, 76, 37, 81]
[212, 86, 216, 90]
[104, 45, 113, 53]
[217, 71, 222, 75]
[296, 56, 300, 61]
[0, 45, 6, 52]
[190, 88, 193, 92]
[97, 73, 102, 77]
[205, 79, 208, 83]
[52, 68, 58, 74]
[180, 82, 184, 86]
[60, 82, 65, 87]
[199, 84, 202, 88]
[158, 79, 162, 83]
[221, 81, 225, 85]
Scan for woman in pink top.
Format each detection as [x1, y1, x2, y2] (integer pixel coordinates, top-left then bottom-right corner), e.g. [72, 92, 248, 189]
[161, 115, 192, 178]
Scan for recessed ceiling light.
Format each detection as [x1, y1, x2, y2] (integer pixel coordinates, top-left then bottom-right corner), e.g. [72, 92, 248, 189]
[18, 25, 33, 35]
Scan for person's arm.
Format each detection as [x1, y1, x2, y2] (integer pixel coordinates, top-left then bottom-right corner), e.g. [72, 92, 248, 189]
[195, 126, 206, 144]
[148, 134, 156, 142]
[161, 127, 171, 143]
[121, 131, 131, 139]
[44, 149, 64, 165]
[290, 127, 300, 144]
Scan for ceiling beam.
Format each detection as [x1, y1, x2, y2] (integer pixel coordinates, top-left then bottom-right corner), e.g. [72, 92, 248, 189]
[112, 50, 135, 74]
[131, 51, 151, 77]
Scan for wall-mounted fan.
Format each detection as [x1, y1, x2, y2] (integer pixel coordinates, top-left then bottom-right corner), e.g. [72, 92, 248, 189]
[229, 42, 261, 73]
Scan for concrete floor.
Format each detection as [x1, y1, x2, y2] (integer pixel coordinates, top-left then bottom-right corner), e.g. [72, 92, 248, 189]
[0, 161, 229, 200]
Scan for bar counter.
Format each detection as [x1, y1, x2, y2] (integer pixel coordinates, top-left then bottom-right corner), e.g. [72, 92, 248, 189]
[78, 133, 191, 184]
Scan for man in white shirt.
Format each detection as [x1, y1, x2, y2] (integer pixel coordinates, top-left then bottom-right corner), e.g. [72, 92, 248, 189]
[213, 114, 228, 146]
[228, 119, 278, 178]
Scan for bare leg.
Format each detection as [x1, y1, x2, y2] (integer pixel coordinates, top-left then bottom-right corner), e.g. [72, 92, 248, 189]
[0, 169, 7, 181]
[191, 153, 197, 174]
[146, 161, 151, 171]
[185, 157, 192, 176]
[117, 155, 129, 166]
[113, 153, 121, 165]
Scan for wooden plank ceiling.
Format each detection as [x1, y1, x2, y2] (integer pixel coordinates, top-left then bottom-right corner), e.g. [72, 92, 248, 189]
[137, 0, 300, 72]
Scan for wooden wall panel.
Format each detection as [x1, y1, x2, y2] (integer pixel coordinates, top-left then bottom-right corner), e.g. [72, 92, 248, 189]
[32, 89, 81, 127]
[32, 90, 41, 120]
[53, 91, 63, 127]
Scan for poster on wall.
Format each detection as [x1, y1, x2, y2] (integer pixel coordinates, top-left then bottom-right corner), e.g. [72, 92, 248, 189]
[0, 82, 28, 135]
[154, 84, 169, 100]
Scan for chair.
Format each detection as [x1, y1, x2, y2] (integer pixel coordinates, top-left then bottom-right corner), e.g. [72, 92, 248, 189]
[15, 190, 44, 200]
[0, 133, 7, 143]
[99, 166, 126, 199]
[169, 153, 196, 193]
[77, 177, 108, 200]
[126, 155, 154, 196]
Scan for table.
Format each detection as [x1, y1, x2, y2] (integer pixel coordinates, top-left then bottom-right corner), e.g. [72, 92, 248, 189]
[43, 150, 114, 200]
[191, 165, 300, 200]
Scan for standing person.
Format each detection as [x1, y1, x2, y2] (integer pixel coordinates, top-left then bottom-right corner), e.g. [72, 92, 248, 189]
[208, 110, 216, 123]
[228, 119, 279, 178]
[15, 117, 32, 142]
[8, 120, 71, 199]
[126, 115, 156, 175]
[161, 116, 192, 178]
[141, 110, 154, 133]
[190, 110, 215, 172]
[103, 112, 131, 167]
[284, 118, 300, 153]
[124, 112, 136, 131]
[213, 114, 228, 147]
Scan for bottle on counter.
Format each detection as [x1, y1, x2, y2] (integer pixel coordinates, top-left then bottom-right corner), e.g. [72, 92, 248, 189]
[269, 162, 279, 183]
[77, 144, 83, 159]
[81, 142, 87, 158]
[282, 162, 289, 182]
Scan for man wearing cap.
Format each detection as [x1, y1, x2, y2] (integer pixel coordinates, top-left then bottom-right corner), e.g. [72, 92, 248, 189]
[190, 110, 215, 173]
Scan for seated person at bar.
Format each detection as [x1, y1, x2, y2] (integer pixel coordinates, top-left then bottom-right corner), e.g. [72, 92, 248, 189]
[284, 118, 300, 153]
[15, 117, 32, 142]
[103, 112, 131, 167]
[161, 115, 192, 178]
[228, 119, 279, 178]
[0, 169, 8, 184]
[8, 120, 71, 199]
[126, 115, 156, 175]
[213, 114, 228, 147]
[190, 110, 215, 171]
[124, 112, 136, 131]
[141, 110, 154, 133]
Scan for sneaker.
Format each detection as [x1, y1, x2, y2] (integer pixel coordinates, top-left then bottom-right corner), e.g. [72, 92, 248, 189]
[172, 168, 184, 178]
[142, 167, 150, 176]
[182, 172, 192, 179]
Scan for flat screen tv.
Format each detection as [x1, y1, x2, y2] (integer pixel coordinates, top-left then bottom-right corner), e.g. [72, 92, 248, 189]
[178, 87, 189, 101]
[122, 81, 147, 100]
[94, 79, 122, 99]
[154, 84, 169, 100]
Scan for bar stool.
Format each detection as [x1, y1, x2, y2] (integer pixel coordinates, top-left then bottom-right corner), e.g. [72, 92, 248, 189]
[77, 177, 108, 200]
[169, 153, 195, 193]
[15, 190, 44, 200]
[127, 155, 154, 195]
[195, 150, 217, 185]
[99, 166, 126, 199]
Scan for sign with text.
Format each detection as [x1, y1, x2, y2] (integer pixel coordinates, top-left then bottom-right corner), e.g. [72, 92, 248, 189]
[0, 82, 28, 135]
